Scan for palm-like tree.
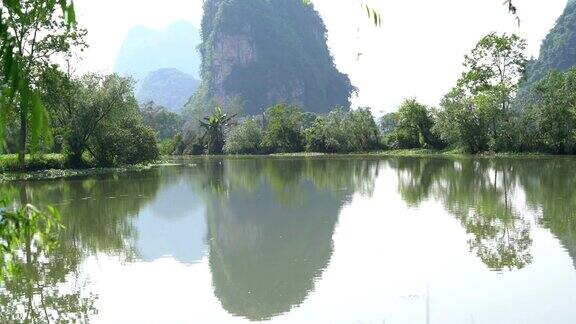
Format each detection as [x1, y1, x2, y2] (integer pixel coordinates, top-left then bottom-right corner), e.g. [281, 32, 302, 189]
[200, 106, 235, 155]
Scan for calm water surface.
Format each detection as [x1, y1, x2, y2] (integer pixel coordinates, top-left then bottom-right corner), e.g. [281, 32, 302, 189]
[2, 156, 576, 323]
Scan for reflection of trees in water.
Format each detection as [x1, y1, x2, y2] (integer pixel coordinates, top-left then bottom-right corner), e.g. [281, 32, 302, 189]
[391, 157, 532, 271]
[5, 157, 575, 319]
[0, 169, 164, 321]
[0, 225, 97, 322]
[515, 158, 576, 270]
[190, 157, 379, 321]
[7, 170, 163, 258]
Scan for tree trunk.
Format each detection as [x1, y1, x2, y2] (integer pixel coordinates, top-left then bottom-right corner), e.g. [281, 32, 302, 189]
[18, 107, 27, 169]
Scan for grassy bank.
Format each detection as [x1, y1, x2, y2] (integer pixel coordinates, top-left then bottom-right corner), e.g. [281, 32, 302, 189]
[363, 149, 566, 159]
[168, 149, 564, 160]
[0, 153, 160, 182]
[0, 154, 67, 172]
[0, 164, 157, 182]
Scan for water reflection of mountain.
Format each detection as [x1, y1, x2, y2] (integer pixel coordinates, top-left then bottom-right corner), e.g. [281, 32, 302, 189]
[3, 156, 576, 321]
[195, 158, 379, 321]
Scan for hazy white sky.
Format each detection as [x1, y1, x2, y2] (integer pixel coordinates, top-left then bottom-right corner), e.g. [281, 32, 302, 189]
[74, 0, 567, 114]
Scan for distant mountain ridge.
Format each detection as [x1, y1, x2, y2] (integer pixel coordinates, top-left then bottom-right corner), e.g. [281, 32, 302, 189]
[114, 20, 202, 82]
[523, 1, 576, 86]
[137, 68, 199, 112]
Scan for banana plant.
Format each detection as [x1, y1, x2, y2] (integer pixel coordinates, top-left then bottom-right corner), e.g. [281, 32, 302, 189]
[200, 106, 236, 155]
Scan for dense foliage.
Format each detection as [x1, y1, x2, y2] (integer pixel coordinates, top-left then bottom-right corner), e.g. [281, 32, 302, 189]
[40, 71, 159, 167]
[524, 69, 576, 154]
[0, 0, 77, 288]
[522, 1, 576, 88]
[187, 0, 355, 118]
[212, 105, 381, 155]
[379, 113, 397, 135]
[385, 99, 439, 149]
[432, 88, 490, 153]
[140, 102, 183, 140]
[201, 107, 235, 155]
[224, 118, 263, 155]
[305, 108, 380, 153]
[262, 104, 306, 153]
[432, 33, 527, 153]
[0, 0, 85, 167]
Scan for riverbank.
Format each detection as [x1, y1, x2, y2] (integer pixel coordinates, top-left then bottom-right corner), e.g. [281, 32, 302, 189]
[0, 164, 159, 182]
[0, 153, 163, 182]
[0, 154, 67, 172]
[2, 149, 571, 182]
[226, 149, 556, 159]
[364, 149, 553, 158]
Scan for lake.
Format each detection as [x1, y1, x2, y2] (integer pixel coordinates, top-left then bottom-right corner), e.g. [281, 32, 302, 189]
[2, 156, 576, 323]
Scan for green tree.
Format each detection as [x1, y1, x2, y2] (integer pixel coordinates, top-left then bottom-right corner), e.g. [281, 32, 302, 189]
[91, 113, 159, 166]
[388, 99, 438, 149]
[379, 112, 397, 135]
[1, 0, 86, 167]
[37, 65, 75, 152]
[140, 101, 183, 141]
[0, 0, 76, 282]
[528, 69, 576, 153]
[305, 108, 350, 153]
[224, 118, 263, 154]
[201, 106, 235, 155]
[262, 104, 305, 153]
[433, 33, 527, 153]
[304, 107, 380, 153]
[459, 33, 527, 151]
[346, 108, 381, 151]
[433, 88, 490, 153]
[40, 72, 158, 166]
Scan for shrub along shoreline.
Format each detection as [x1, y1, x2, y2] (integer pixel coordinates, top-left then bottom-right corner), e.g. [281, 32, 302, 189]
[0, 159, 157, 182]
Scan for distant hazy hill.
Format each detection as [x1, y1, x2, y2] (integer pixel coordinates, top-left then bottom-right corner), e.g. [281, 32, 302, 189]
[114, 20, 202, 82]
[137, 68, 200, 112]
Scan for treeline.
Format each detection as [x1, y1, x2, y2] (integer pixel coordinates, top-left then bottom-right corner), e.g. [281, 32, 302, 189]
[167, 104, 381, 155]
[0, 3, 160, 171]
[2, 69, 160, 169]
[42, 71, 159, 167]
[381, 33, 576, 155]
[168, 32, 576, 156]
[6, 31, 576, 168]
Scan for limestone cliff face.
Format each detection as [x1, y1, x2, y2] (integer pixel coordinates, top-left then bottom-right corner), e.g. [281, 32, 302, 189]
[189, 0, 355, 116]
[211, 33, 257, 101]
